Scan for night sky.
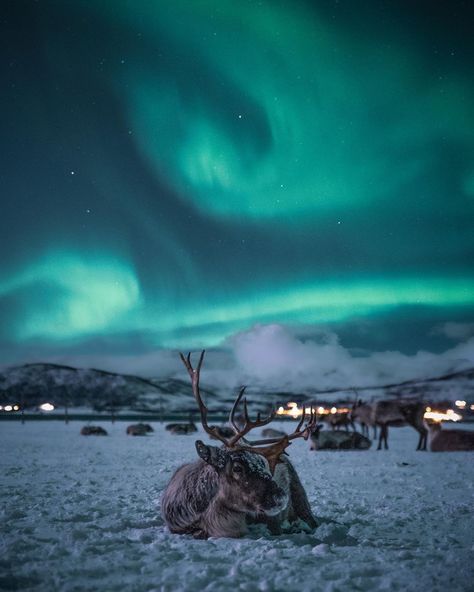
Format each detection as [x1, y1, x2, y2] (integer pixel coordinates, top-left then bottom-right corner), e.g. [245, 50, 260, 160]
[1, 0, 474, 372]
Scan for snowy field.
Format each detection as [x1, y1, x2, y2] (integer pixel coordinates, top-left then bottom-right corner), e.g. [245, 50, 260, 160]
[1, 421, 473, 592]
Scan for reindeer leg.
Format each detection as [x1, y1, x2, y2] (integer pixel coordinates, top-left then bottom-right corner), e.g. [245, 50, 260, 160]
[379, 424, 388, 449]
[419, 429, 427, 451]
[377, 424, 383, 450]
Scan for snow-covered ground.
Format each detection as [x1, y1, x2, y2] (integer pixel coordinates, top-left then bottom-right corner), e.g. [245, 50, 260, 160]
[1, 421, 473, 592]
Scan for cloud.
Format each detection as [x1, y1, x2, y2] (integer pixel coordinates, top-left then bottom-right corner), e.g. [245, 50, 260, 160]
[0, 251, 141, 341]
[7, 323, 473, 395]
[229, 324, 474, 390]
[432, 322, 474, 341]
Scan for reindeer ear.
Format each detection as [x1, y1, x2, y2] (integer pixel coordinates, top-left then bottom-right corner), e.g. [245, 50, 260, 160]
[195, 440, 226, 470]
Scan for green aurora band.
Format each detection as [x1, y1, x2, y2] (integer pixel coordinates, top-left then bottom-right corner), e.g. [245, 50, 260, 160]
[1, 0, 473, 360]
[110, 0, 474, 219]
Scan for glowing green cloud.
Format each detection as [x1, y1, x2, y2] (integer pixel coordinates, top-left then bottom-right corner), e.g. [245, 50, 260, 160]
[90, 0, 474, 218]
[0, 253, 141, 340]
[134, 275, 474, 348]
[1, 1, 473, 363]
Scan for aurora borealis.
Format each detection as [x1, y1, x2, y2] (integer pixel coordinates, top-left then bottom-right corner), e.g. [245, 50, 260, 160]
[1, 0, 474, 370]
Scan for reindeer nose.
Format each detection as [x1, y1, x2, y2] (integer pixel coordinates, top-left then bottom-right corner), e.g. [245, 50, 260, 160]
[268, 480, 285, 499]
[262, 480, 288, 514]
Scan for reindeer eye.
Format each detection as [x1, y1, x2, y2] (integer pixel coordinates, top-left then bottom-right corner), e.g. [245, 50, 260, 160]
[232, 463, 244, 474]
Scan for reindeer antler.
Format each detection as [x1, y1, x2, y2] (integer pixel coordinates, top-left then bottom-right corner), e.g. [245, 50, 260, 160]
[241, 406, 318, 472]
[227, 393, 276, 447]
[287, 404, 318, 442]
[180, 351, 317, 473]
[351, 387, 360, 408]
[179, 351, 230, 447]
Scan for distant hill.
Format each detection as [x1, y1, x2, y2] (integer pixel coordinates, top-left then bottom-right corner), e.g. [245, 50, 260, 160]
[0, 363, 220, 415]
[0, 362, 473, 415]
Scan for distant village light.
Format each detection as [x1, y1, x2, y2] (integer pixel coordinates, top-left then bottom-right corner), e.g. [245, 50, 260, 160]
[39, 403, 55, 412]
[424, 409, 462, 422]
[13, 405, 19, 411]
[455, 400, 466, 408]
[4, 405, 13, 411]
[277, 404, 350, 418]
[289, 406, 300, 418]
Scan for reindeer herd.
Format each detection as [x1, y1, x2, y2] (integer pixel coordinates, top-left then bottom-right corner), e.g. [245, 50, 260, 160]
[159, 351, 474, 539]
[79, 351, 473, 539]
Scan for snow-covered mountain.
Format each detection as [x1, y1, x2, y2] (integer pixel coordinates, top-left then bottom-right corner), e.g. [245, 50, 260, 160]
[0, 363, 218, 414]
[0, 362, 473, 415]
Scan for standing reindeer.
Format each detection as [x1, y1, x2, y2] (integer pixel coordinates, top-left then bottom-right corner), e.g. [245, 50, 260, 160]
[324, 412, 355, 432]
[350, 400, 377, 439]
[372, 400, 427, 451]
[161, 351, 318, 539]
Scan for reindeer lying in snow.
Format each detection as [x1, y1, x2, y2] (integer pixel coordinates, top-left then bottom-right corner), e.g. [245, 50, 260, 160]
[161, 351, 318, 539]
[165, 422, 198, 435]
[309, 425, 371, 450]
[425, 421, 474, 451]
[81, 426, 107, 436]
[126, 423, 154, 436]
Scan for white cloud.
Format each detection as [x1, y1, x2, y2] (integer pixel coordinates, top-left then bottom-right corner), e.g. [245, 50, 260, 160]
[229, 323, 474, 390]
[15, 323, 474, 394]
[432, 322, 474, 341]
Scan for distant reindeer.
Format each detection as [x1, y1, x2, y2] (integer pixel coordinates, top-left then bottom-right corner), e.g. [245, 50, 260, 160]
[261, 428, 287, 439]
[425, 421, 474, 451]
[351, 400, 377, 439]
[372, 400, 427, 451]
[309, 425, 371, 450]
[81, 426, 107, 436]
[323, 412, 355, 432]
[165, 422, 198, 435]
[161, 351, 318, 539]
[209, 425, 235, 440]
[126, 423, 153, 436]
